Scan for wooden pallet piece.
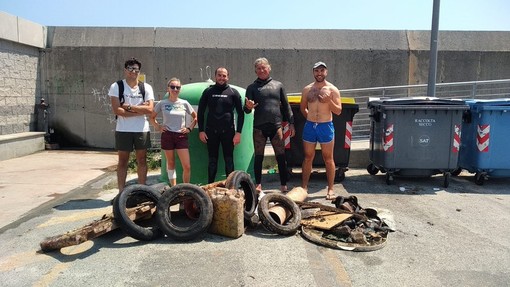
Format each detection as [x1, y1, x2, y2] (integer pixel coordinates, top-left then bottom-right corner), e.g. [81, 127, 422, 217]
[39, 203, 155, 252]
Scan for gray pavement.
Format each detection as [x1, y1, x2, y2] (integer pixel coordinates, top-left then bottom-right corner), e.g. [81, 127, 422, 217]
[0, 147, 509, 286]
[0, 150, 118, 229]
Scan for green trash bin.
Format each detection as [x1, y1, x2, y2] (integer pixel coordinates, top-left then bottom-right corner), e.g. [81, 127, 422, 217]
[159, 81, 254, 185]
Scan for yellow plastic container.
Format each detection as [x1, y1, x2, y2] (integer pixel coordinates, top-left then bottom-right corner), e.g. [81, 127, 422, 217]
[207, 187, 245, 238]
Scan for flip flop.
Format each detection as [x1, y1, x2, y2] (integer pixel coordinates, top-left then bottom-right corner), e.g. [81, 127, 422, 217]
[326, 192, 337, 200]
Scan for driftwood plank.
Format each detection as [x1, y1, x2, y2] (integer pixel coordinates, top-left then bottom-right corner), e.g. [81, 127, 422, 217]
[301, 213, 353, 230]
[39, 203, 155, 252]
[39, 179, 227, 253]
[295, 201, 367, 221]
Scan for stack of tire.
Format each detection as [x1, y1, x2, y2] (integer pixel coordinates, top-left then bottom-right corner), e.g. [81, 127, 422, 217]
[112, 171, 302, 242]
[112, 183, 213, 242]
[225, 171, 302, 236]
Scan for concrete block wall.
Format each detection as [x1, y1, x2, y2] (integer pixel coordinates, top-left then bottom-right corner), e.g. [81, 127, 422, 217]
[40, 27, 510, 148]
[0, 38, 41, 135]
[0, 11, 45, 136]
[0, 12, 46, 160]
[1, 11, 510, 151]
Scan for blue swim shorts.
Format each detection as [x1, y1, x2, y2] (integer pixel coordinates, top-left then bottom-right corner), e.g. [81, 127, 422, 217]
[302, 121, 335, 144]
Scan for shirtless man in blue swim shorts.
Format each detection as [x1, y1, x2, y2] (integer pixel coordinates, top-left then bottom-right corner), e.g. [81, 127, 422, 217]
[300, 61, 342, 199]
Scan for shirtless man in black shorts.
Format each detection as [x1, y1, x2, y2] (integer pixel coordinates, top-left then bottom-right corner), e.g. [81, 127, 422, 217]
[244, 58, 295, 192]
[198, 67, 244, 183]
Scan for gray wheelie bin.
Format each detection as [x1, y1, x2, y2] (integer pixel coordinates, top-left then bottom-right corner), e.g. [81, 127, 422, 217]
[457, 98, 510, 185]
[367, 97, 469, 187]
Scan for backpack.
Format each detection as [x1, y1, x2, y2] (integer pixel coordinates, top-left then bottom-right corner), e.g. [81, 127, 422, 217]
[116, 80, 146, 104]
[115, 80, 146, 119]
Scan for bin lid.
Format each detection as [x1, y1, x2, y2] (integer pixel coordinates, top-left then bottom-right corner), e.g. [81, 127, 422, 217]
[287, 94, 355, 104]
[368, 97, 469, 109]
[465, 98, 510, 106]
[465, 98, 510, 112]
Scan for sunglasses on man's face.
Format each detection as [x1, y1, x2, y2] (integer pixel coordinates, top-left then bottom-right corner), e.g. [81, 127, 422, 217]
[126, 66, 140, 73]
[169, 85, 181, 90]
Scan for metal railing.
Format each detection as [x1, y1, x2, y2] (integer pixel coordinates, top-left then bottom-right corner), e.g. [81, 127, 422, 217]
[151, 79, 510, 148]
[338, 79, 510, 139]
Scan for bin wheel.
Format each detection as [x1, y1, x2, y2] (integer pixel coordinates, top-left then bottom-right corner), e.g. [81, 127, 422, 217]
[474, 172, 486, 185]
[443, 173, 451, 188]
[385, 173, 394, 185]
[334, 169, 346, 183]
[367, 163, 379, 175]
[451, 168, 462, 177]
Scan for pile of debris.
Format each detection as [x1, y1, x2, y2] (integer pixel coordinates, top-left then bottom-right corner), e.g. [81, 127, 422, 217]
[39, 171, 392, 252]
[298, 196, 392, 251]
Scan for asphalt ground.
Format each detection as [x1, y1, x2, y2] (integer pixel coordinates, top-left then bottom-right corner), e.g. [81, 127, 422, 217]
[0, 149, 509, 286]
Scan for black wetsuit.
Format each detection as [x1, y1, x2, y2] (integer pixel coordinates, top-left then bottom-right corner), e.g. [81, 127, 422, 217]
[198, 83, 244, 183]
[244, 77, 294, 186]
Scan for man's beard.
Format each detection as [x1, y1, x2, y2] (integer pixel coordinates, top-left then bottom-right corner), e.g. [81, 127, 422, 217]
[314, 76, 325, 82]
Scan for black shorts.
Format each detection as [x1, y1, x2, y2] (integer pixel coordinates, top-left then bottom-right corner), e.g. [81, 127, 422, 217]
[115, 131, 151, 151]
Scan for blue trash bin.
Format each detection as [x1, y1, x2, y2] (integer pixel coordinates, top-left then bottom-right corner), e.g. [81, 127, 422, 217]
[458, 98, 510, 185]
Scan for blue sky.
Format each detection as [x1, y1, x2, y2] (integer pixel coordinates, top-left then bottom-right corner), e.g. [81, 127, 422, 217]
[1, 0, 509, 31]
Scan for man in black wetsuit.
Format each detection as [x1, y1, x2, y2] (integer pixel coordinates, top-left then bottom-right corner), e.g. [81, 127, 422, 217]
[244, 57, 295, 192]
[198, 67, 245, 183]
